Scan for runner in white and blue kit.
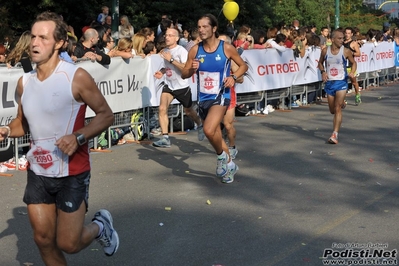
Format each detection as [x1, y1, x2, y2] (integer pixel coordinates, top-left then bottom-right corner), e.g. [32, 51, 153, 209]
[182, 14, 248, 183]
[318, 29, 357, 145]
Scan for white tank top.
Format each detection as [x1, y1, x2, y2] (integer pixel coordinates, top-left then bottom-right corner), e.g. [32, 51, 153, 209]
[325, 45, 347, 81]
[22, 61, 90, 177]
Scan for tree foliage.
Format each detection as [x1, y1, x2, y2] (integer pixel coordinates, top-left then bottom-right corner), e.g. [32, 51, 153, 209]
[0, 0, 393, 44]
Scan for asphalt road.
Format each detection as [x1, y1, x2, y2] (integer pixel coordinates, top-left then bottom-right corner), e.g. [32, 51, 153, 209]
[0, 84, 398, 266]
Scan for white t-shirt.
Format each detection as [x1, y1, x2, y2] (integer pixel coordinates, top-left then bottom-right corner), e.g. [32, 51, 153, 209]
[163, 45, 189, 90]
[118, 25, 134, 39]
[266, 38, 286, 52]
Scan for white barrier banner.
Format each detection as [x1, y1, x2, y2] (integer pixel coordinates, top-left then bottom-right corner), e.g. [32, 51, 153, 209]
[0, 67, 22, 126]
[83, 57, 151, 117]
[292, 47, 321, 86]
[349, 42, 394, 73]
[236, 49, 299, 93]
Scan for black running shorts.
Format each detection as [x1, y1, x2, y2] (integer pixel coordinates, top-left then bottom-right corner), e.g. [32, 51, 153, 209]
[162, 86, 193, 108]
[23, 170, 91, 213]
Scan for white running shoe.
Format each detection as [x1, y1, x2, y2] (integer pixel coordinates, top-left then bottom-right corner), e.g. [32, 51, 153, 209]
[229, 148, 238, 160]
[222, 162, 239, 184]
[92, 209, 119, 256]
[216, 153, 228, 177]
[152, 137, 171, 148]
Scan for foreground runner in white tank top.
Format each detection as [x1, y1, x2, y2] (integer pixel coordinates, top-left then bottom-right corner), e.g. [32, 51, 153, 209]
[0, 11, 119, 265]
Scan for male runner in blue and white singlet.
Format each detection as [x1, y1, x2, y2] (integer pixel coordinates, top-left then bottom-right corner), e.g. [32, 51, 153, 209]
[318, 29, 357, 144]
[182, 14, 248, 183]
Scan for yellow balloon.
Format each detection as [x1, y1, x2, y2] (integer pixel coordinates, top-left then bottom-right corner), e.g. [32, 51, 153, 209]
[223, 2, 239, 22]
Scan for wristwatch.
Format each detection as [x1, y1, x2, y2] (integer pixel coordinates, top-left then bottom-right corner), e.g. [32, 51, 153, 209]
[232, 75, 237, 81]
[74, 133, 87, 146]
[169, 58, 174, 63]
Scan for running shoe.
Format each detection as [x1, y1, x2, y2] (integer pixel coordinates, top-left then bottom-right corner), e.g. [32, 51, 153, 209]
[92, 209, 119, 256]
[355, 94, 361, 105]
[152, 137, 171, 148]
[222, 162, 239, 184]
[150, 127, 162, 136]
[216, 153, 228, 177]
[328, 132, 338, 144]
[229, 147, 238, 160]
[197, 125, 205, 141]
[290, 102, 299, 108]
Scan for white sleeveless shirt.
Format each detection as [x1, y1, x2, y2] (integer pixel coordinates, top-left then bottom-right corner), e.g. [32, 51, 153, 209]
[325, 45, 347, 81]
[22, 61, 90, 177]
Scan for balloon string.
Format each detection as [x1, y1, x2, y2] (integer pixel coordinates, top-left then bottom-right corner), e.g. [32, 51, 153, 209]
[217, 7, 223, 18]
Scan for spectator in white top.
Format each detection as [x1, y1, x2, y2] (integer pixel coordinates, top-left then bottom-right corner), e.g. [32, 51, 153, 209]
[119, 15, 134, 39]
[266, 27, 286, 52]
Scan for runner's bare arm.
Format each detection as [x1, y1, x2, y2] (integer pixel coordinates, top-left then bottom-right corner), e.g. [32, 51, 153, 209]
[181, 45, 199, 79]
[55, 68, 114, 156]
[226, 43, 247, 78]
[224, 43, 248, 88]
[351, 41, 361, 57]
[345, 48, 357, 78]
[73, 68, 114, 139]
[231, 62, 244, 84]
[318, 47, 328, 82]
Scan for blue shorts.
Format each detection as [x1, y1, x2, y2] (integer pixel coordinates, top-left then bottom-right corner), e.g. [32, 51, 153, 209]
[198, 94, 230, 120]
[324, 80, 348, 97]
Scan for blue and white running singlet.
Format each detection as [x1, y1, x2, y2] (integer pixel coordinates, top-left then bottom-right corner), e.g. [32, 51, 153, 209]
[195, 40, 231, 102]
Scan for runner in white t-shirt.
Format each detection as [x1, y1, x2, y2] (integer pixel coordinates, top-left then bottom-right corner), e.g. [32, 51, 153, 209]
[153, 28, 203, 148]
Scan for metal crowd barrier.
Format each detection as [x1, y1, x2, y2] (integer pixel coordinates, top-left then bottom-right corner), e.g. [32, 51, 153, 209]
[90, 108, 150, 150]
[236, 91, 264, 111]
[0, 139, 11, 151]
[265, 88, 290, 110]
[289, 85, 307, 108]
